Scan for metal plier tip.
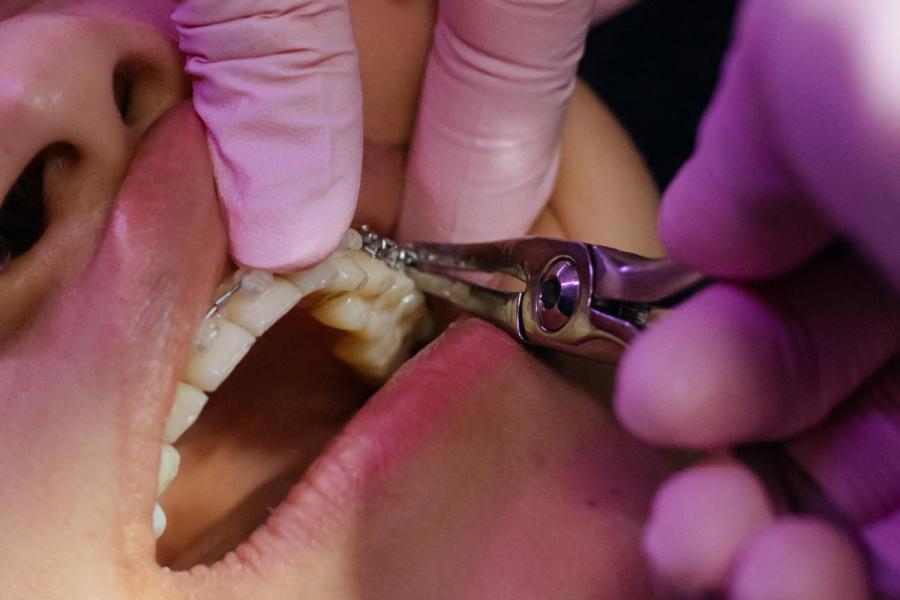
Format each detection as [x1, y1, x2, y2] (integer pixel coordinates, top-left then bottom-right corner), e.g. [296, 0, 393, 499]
[401, 236, 706, 363]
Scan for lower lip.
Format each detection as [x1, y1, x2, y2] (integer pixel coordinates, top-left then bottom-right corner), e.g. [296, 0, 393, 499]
[174, 317, 669, 598]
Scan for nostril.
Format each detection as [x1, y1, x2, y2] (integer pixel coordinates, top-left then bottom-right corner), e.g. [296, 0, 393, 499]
[112, 57, 185, 129]
[1, 153, 47, 262]
[113, 64, 136, 125]
[0, 143, 77, 266]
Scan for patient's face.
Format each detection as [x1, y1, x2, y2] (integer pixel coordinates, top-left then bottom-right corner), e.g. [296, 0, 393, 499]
[0, 1, 670, 598]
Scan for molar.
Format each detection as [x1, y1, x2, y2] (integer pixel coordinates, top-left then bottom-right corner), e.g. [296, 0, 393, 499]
[373, 277, 416, 310]
[311, 293, 371, 332]
[359, 310, 392, 340]
[333, 331, 405, 380]
[397, 291, 426, 317]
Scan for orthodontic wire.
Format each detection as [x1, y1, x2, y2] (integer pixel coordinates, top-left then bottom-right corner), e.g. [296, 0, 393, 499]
[204, 279, 242, 320]
[202, 227, 410, 321]
[359, 225, 417, 270]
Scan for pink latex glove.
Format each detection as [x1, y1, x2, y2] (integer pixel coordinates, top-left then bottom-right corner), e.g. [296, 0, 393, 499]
[171, 0, 362, 270]
[396, 0, 636, 243]
[613, 0, 900, 597]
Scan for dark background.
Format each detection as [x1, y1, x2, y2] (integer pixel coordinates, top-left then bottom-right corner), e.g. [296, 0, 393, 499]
[579, 0, 740, 190]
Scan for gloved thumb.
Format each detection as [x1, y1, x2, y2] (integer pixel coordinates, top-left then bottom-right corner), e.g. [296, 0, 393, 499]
[172, 0, 363, 271]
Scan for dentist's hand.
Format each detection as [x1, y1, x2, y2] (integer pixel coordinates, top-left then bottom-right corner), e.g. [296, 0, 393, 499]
[172, 0, 362, 270]
[614, 0, 900, 597]
[395, 0, 636, 243]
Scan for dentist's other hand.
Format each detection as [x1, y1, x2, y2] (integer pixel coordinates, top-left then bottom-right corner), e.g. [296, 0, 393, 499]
[172, 0, 362, 270]
[614, 0, 900, 597]
[396, 0, 636, 243]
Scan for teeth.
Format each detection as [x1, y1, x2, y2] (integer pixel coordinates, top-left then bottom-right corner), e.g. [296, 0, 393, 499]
[287, 245, 431, 381]
[157, 444, 181, 496]
[221, 275, 302, 337]
[311, 293, 370, 332]
[183, 316, 255, 392]
[397, 291, 426, 317]
[153, 503, 167, 539]
[164, 383, 208, 444]
[235, 269, 274, 295]
[333, 331, 406, 380]
[156, 230, 435, 542]
[285, 261, 339, 296]
[360, 309, 392, 340]
[324, 253, 368, 293]
[352, 253, 396, 296]
[373, 278, 416, 311]
[341, 229, 364, 251]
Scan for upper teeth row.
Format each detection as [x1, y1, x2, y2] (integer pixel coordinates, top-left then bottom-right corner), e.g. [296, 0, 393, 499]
[152, 229, 432, 539]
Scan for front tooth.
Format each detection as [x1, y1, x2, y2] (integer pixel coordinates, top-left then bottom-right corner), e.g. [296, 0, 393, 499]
[157, 444, 181, 496]
[311, 294, 370, 331]
[153, 503, 167, 539]
[285, 261, 339, 297]
[221, 276, 302, 337]
[183, 316, 255, 392]
[164, 383, 208, 444]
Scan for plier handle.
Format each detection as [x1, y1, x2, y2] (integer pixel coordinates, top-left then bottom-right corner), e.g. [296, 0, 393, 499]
[402, 236, 706, 363]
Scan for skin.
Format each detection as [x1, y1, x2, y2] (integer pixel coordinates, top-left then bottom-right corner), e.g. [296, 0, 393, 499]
[0, 1, 668, 599]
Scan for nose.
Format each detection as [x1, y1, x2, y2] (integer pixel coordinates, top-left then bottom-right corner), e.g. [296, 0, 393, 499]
[0, 13, 187, 333]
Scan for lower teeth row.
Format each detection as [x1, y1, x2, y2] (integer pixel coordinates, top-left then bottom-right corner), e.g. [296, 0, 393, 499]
[152, 230, 432, 539]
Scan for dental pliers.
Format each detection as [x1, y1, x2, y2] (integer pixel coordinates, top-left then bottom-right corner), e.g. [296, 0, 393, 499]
[366, 232, 834, 515]
[360, 228, 706, 364]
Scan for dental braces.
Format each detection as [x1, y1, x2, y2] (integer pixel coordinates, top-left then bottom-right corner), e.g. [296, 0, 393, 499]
[204, 226, 409, 324]
[359, 225, 418, 271]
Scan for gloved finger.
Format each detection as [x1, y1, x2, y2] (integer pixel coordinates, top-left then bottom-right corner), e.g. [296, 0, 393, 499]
[615, 251, 900, 448]
[728, 517, 869, 600]
[591, 0, 638, 24]
[396, 0, 629, 242]
[864, 502, 900, 597]
[173, 0, 362, 271]
[660, 0, 900, 287]
[787, 358, 900, 597]
[642, 458, 773, 596]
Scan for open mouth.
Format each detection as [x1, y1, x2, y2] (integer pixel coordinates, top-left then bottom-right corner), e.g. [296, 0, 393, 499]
[155, 229, 436, 568]
[0, 101, 668, 598]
